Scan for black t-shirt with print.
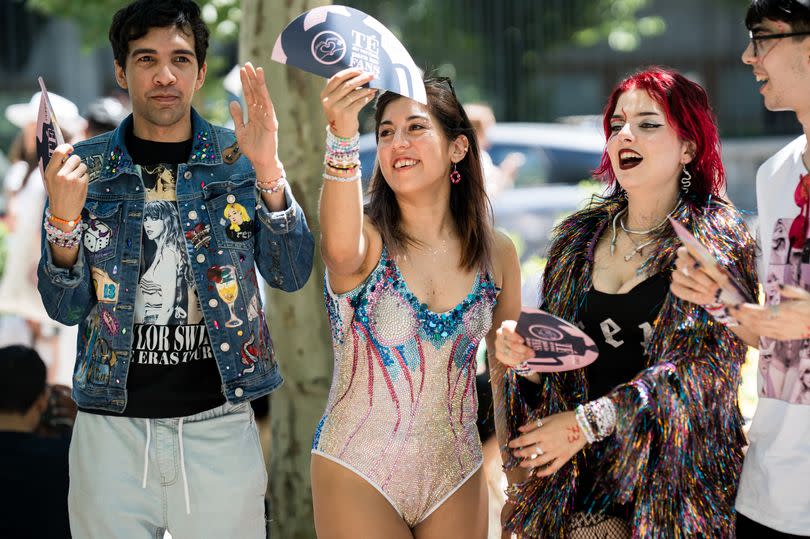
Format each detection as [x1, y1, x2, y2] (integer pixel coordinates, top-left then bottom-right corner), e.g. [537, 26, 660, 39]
[117, 128, 225, 418]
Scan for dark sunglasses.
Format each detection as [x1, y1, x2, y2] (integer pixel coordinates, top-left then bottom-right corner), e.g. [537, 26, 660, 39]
[789, 173, 810, 249]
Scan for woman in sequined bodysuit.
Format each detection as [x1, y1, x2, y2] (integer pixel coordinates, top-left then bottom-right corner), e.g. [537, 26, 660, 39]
[310, 70, 521, 539]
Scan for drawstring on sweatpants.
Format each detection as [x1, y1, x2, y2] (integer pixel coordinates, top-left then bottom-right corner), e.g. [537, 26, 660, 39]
[178, 417, 191, 515]
[141, 418, 192, 515]
[142, 420, 151, 489]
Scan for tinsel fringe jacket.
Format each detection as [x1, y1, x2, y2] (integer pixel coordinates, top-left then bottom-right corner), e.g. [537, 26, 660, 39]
[502, 196, 759, 538]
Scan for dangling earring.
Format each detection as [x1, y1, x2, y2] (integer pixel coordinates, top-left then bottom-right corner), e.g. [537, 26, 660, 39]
[450, 162, 462, 184]
[680, 165, 692, 194]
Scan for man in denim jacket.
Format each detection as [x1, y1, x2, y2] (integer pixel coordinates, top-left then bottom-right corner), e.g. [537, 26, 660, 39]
[36, 1, 314, 536]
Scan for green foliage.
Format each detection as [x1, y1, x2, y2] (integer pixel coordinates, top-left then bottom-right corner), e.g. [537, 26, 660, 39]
[27, 0, 242, 48]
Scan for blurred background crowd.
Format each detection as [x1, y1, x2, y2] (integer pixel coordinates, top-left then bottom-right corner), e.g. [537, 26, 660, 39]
[0, 0, 795, 537]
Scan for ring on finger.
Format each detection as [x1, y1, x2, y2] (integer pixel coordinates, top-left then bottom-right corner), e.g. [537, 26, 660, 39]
[681, 267, 689, 277]
[531, 444, 544, 458]
[535, 418, 543, 428]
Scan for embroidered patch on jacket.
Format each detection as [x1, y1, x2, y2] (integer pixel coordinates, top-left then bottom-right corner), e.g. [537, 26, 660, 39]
[91, 267, 120, 304]
[222, 141, 241, 164]
[221, 198, 254, 242]
[83, 219, 113, 253]
[84, 155, 104, 183]
[185, 223, 212, 249]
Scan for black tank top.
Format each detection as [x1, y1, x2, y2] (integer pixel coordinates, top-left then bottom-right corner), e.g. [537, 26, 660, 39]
[575, 271, 669, 513]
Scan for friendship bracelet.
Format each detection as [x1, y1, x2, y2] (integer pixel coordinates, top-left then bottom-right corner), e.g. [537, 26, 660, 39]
[44, 214, 82, 248]
[45, 207, 82, 228]
[324, 157, 360, 169]
[257, 177, 287, 194]
[323, 170, 361, 183]
[325, 126, 359, 148]
[324, 164, 360, 178]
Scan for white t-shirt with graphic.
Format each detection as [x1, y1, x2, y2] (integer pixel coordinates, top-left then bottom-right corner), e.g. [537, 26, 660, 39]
[736, 134, 810, 534]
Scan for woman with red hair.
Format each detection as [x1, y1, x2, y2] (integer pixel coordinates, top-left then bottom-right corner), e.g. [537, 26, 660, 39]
[492, 67, 758, 537]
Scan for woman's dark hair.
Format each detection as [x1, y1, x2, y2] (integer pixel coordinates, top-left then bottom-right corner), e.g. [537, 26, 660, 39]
[746, 0, 810, 32]
[594, 66, 724, 202]
[109, 0, 210, 70]
[366, 77, 494, 271]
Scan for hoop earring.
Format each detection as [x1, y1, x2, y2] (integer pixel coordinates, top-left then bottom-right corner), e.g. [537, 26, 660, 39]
[680, 165, 692, 194]
[450, 162, 462, 184]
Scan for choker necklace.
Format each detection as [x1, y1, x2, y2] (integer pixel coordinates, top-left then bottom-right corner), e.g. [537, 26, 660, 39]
[610, 202, 680, 259]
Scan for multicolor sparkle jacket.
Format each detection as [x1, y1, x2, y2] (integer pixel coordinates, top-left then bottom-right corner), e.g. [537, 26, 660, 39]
[502, 196, 758, 538]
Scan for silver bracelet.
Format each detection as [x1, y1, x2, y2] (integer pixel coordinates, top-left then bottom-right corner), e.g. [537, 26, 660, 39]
[583, 396, 617, 442]
[574, 404, 597, 444]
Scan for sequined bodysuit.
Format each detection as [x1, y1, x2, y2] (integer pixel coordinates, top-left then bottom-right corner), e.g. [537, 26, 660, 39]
[313, 247, 498, 526]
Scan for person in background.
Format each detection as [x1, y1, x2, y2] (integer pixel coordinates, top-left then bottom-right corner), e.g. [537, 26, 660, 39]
[464, 102, 524, 199]
[0, 345, 76, 539]
[0, 92, 86, 385]
[84, 96, 131, 138]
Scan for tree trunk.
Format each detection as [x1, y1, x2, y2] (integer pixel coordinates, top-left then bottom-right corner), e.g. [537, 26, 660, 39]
[239, 2, 332, 538]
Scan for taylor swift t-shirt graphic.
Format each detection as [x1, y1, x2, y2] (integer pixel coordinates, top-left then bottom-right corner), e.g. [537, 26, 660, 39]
[760, 216, 810, 404]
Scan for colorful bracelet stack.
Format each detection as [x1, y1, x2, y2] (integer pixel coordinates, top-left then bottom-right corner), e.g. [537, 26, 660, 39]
[256, 172, 287, 194]
[575, 396, 617, 444]
[323, 126, 361, 182]
[44, 208, 83, 249]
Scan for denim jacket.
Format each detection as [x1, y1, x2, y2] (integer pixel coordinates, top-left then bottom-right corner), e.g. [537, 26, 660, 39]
[37, 110, 314, 413]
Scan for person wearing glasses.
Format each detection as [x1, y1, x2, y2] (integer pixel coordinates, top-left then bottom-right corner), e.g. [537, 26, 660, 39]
[311, 69, 521, 538]
[496, 67, 758, 538]
[671, 1, 810, 537]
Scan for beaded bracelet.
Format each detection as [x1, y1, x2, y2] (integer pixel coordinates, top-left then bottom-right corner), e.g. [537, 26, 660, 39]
[257, 176, 287, 194]
[325, 126, 361, 171]
[325, 125, 359, 148]
[323, 170, 361, 183]
[44, 214, 82, 249]
[324, 156, 360, 170]
[46, 208, 82, 228]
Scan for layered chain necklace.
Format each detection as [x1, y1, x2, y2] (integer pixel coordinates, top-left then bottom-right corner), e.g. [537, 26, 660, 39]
[610, 202, 680, 262]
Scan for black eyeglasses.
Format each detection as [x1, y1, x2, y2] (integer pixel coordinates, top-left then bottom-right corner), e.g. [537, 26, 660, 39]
[749, 30, 810, 57]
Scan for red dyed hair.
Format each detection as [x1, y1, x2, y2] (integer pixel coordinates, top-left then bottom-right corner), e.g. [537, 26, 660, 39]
[594, 66, 725, 200]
